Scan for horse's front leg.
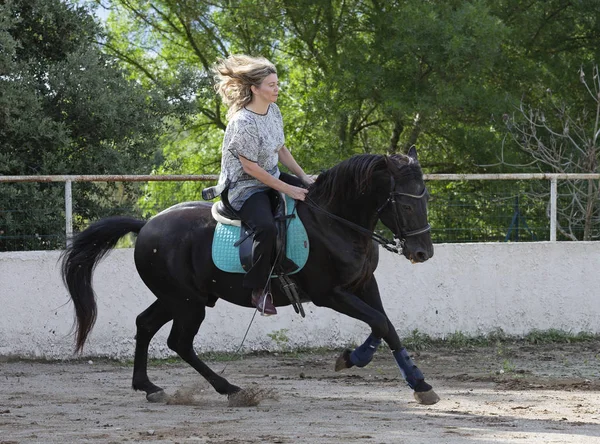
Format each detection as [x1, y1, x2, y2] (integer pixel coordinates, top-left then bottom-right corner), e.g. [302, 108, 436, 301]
[319, 279, 440, 405]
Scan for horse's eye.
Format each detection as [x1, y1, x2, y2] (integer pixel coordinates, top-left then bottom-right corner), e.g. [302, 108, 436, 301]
[402, 204, 412, 212]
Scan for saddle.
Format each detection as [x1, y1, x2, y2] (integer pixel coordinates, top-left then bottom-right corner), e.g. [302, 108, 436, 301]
[210, 192, 309, 316]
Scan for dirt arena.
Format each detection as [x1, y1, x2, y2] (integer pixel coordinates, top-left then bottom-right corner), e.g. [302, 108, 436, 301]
[1, 341, 600, 443]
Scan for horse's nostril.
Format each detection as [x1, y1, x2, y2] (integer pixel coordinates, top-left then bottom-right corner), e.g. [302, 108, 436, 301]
[416, 251, 428, 262]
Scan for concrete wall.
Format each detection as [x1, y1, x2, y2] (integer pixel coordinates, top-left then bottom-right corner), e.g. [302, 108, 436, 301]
[1, 242, 599, 359]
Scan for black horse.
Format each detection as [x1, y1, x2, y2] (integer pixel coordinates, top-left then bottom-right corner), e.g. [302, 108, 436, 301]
[61, 147, 439, 405]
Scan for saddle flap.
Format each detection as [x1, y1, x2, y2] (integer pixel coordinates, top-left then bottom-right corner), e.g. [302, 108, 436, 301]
[271, 191, 287, 220]
[238, 223, 253, 271]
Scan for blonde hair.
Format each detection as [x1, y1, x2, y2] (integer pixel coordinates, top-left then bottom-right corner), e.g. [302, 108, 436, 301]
[212, 54, 277, 119]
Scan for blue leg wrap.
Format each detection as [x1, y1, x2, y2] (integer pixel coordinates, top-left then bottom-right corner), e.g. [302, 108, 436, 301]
[393, 348, 424, 390]
[350, 334, 382, 368]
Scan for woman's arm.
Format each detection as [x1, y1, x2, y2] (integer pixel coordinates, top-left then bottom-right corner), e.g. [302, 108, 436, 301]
[278, 146, 314, 186]
[239, 156, 308, 200]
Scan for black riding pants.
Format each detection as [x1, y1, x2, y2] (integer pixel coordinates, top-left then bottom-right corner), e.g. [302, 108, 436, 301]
[236, 172, 303, 289]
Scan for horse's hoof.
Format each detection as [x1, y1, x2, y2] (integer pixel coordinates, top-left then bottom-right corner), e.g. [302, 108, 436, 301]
[413, 389, 440, 405]
[335, 348, 353, 372]
[146, 390, 168, 403]
[227, 385, 243, 397]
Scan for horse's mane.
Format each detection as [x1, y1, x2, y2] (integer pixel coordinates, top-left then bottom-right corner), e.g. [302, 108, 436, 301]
[308, 153, 421, 206]
[306, 153, 422, 291]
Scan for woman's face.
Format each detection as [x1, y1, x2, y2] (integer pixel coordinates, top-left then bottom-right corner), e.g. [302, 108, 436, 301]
[252, 73, 279, 103]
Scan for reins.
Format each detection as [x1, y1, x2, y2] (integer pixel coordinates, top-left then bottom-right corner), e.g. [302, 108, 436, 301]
[303, 175, 431, 254]
[303, 196, 401, 253]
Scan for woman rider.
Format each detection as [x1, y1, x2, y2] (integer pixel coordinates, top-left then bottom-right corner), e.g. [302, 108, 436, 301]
[205, 54, 313, 315]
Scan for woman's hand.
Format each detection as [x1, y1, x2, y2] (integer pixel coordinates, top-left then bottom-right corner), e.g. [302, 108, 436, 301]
[301, 174, 315, 187]
[240, 155, 309, 200]
[279, 147, 314, 187]
[285, 185, 309, 201]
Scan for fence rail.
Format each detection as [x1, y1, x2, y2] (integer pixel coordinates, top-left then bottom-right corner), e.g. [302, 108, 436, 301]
[0, 174, 218, 182]
[422, 173, 600, 242]
[0, 175, 219, 247]
[2, 173, 599, 247]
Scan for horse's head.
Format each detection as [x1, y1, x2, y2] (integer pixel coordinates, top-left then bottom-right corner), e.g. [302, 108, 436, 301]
[376, 147, 433, 263]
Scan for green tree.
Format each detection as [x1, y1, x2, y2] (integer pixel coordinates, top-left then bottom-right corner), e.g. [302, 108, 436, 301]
[99, 1, 510, 199]
[278, 0, 510, 170]
[0, 0, 168, 250]
[95, 0, 599, 242]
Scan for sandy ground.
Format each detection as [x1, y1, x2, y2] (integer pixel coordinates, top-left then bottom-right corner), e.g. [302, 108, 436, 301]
[1, 342, 600, 444]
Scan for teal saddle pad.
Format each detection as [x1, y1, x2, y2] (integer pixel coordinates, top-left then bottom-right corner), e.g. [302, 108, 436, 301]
[212, 196, 309, 275]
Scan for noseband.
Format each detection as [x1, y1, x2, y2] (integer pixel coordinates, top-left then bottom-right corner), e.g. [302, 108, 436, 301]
[376, 176, 431, 239]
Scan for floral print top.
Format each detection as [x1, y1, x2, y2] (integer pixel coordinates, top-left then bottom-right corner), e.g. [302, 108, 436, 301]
[216, 103, 284, 210]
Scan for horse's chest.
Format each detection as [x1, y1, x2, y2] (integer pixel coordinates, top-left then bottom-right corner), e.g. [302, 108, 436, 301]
[322, 244, 373, 283]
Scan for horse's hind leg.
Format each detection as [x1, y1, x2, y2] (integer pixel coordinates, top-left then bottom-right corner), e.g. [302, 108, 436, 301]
[132, 300, 173, 402]
[167, 304, 242, 397]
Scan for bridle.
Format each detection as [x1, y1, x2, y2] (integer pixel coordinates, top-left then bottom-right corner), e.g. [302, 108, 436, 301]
[302, 175, 431, 254]
[375, 175, 431, 240]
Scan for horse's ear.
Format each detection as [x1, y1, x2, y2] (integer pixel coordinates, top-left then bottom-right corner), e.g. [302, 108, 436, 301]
[407, 145, 418, 162]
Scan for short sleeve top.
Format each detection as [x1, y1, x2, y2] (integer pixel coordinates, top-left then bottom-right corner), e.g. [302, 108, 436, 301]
[216, 103, 285, 210]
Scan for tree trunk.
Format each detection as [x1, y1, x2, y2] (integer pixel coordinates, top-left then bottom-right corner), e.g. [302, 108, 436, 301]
[387, 119, 403, 154]
[338, 113, 349, 151]
[583, 179, 595, 241]
[583, 143, 597, 241]
[403, 114, 422, 153]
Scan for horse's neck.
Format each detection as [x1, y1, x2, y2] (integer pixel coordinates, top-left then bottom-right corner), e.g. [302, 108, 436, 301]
[306, 193, 380, 289]
[313, 194, 379, 232]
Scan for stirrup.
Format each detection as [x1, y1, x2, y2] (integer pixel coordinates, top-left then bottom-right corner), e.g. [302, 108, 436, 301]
[252, 289, 277, 316]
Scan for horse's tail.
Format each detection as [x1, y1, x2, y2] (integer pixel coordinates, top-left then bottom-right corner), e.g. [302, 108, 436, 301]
[60, 216, 146, 353]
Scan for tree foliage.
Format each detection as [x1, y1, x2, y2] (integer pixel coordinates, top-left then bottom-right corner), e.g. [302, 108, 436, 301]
[100, 0, 514, 171]
[0, 0, 168, 250]
[4, 0, 600, 246]
[98, 0, 600, 168]
[94, 0, 599, 241]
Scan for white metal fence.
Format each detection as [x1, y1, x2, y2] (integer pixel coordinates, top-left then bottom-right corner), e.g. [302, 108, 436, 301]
[1, 173, 599, 246]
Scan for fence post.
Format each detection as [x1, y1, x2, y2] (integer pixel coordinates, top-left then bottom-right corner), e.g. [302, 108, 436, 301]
[65, 180, 73, 247]
[550, 177, 557, 241]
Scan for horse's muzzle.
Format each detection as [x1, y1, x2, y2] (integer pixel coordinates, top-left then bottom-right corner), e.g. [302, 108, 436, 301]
[405, 244, 434, 263]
